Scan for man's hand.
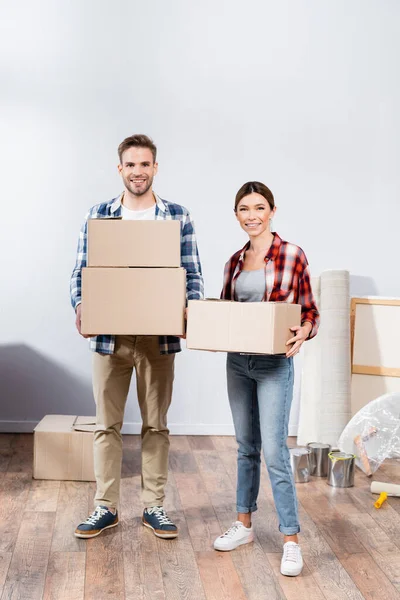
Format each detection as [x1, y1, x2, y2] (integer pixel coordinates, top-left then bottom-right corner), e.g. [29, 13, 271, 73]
[75, 304, 91, 338]
[285, 323, 312, 358]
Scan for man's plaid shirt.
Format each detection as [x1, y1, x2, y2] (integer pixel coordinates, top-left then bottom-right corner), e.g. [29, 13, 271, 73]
[221, 232, 320, 338]
[70, 193, 204, 354]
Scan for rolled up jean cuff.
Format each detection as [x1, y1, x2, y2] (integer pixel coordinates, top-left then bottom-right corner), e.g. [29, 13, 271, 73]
[279, 525, 300, 535]
[236, 503, 258, 514]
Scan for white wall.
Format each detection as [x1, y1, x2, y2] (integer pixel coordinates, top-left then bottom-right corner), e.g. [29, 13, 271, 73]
[1, 0, 399, 433]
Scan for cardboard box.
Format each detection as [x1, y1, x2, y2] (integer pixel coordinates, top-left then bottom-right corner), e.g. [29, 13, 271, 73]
[81, 267, 186, 335]
[33, 415, 95, 481]
[87, 219, 181, 267]
[186, 300, 301, 354]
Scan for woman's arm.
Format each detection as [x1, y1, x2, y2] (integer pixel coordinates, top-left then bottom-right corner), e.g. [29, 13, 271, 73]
[286, 256, 320, 357]
[298, 262, 320, 340]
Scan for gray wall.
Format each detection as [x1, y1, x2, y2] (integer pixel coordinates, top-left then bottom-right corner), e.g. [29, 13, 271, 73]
[1, 0, 399, 432]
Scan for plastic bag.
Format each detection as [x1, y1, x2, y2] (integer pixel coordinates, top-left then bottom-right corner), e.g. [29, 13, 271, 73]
[338, 392, 400, 475]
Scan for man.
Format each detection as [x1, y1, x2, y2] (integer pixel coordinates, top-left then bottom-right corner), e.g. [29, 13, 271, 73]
[70, 134, 203, 539]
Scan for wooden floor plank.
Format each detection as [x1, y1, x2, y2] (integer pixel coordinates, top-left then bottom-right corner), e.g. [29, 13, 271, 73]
[295, 505, 365, 600]
[51, 482, 89, 553]
[228, 540, 286, 600]
[0, 553, 12, 598]
[1, 511, 55, 600]
[120, 474, 165, 600]
[43, 552, 86, 600]
[187, 436, 215, 451]
[0, 435, 16, 449]
[196, 551, 247, 600]
[174, 472, 222, 552]
[347, 471, 400, 551]
[341, 552, 400, 600]
[8, 434, 33, 475]
[156, 467, 207, 600]
[84, 519, 124, 600]
[0, 473, 32, 553]
[26, 479, 61, 512]
[296, 480, 364, 559]
[169, 436, 199, 474]
[0, 434, 14, 474]
[212, 436, 237, 452]
[345, 512, 400, 591]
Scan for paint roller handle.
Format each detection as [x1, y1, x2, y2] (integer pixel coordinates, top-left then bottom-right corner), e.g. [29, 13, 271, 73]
[371, 481, 400, 497]
[374, 492, 388, 509]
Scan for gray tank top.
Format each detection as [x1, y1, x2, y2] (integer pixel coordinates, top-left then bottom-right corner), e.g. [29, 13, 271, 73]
[235, 268, 266, 302]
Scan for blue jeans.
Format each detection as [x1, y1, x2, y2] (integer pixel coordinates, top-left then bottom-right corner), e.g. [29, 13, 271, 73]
[227, 352, 300, 535]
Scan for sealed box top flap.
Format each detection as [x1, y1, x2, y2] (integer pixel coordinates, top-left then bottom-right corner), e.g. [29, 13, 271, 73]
[34, 415, 95, 433]
[73, 416, 96, 433]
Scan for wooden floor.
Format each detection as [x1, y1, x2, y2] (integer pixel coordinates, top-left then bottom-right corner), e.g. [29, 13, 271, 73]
[0, 435, 400, 600]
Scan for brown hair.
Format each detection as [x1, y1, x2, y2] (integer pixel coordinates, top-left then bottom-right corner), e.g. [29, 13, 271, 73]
[118, 134, 157, 164]
[234, 181, 275, 212]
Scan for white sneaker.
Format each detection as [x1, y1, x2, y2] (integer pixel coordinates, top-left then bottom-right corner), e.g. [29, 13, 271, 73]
[213, 521, 254, 551]
[280, 541, 303, 576]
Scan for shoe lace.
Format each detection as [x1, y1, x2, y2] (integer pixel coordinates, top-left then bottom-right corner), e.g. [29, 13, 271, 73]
[84, 506, 109, 526]
[221, 523, 241, 538]
[147, 507, 174, 526]
[284, 543, 299, 563]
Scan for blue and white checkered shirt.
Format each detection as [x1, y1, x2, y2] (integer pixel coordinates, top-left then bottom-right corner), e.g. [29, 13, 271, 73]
[70, 193, 204, 354]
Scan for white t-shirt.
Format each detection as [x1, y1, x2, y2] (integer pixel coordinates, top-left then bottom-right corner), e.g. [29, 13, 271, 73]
[121, 204, 156, 220]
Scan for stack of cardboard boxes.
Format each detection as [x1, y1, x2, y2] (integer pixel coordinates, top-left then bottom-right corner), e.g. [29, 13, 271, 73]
[81, 218, 186, 336]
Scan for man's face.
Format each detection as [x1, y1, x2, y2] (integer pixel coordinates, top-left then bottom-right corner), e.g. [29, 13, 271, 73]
[118, 147, 158, 196]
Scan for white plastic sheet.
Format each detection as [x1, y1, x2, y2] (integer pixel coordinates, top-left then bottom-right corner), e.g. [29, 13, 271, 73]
[338, 392, 400, 475]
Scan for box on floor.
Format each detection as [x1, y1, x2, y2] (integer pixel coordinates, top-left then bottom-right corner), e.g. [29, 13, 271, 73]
[33, 415, 96, 481]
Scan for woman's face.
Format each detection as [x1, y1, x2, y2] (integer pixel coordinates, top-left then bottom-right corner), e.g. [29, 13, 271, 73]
[235, 193, 276, 238]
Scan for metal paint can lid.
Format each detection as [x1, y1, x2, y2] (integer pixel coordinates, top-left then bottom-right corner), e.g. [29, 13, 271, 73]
[290, 447, 311, 456]
[308, 442, 331, 449]
[329, 451, 355, 461]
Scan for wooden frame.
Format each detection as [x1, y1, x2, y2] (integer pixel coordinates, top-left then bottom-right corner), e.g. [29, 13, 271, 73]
[350, 297, 400, 377]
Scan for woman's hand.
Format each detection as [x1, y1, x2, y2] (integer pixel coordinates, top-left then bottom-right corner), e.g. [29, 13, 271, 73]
[285, 323, 312, 358]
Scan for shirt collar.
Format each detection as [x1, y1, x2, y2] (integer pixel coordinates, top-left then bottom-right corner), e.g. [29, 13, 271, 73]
[238, 232, 282, 264]
[110, 192, 167, 214]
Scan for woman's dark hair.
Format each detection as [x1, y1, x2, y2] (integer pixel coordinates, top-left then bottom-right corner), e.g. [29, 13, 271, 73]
[234, 181, 274, 212]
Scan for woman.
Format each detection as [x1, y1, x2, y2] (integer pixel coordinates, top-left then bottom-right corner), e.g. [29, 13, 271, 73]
[213, 182, 319, 577]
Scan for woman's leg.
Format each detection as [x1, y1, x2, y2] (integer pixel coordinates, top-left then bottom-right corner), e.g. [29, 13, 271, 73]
[213, 353, 260, 551]
[227, 353, 262, 519]
[253, 355, 300, 537]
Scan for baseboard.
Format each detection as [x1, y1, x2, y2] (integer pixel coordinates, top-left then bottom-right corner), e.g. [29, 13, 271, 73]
[0, 420, 236, 436]
[0, 420, 39, 433]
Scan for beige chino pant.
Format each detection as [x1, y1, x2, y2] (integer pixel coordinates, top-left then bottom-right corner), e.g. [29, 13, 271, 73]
[92, 335, 175, 509]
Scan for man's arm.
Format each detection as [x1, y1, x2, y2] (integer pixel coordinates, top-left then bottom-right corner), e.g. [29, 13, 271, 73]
[180, 212, 204, 301]
[70, 212, 92, 337]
